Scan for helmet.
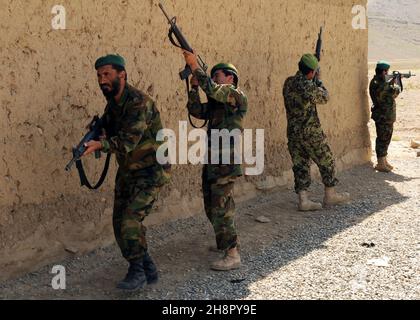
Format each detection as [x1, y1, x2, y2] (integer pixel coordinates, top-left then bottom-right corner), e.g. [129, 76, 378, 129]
[210, 63, 239, 84]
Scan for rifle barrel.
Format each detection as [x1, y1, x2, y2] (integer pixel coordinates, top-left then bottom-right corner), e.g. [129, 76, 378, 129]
[159, 3, 172, 23]
[65, 159, 76, 171]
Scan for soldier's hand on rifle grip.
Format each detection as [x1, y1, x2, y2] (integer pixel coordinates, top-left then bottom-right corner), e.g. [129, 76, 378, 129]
[182, 49, 199, 72]
[83, 140, 103, 157]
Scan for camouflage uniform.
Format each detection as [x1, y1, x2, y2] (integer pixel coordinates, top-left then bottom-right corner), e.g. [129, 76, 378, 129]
[283, 71, 338, 193]
[369, 75, 401, 157]
[101, 84, 170, 261]
[187, 68, 248, 251]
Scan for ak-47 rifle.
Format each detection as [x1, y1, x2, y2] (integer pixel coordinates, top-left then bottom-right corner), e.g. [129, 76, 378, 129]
[385, 71, 416, 92]
[159, 2, 209, 128]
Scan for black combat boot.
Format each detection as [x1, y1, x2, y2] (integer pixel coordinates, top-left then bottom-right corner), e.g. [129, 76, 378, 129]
[143, 251, 158, 284]
[116, 258, 147, 291]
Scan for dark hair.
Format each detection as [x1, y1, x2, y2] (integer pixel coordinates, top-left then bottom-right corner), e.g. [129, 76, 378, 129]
[298, 61, 313, 75]
[111, 64, 128, 81]
[221, 69, 238, 86]
[375, 67, 388, 76]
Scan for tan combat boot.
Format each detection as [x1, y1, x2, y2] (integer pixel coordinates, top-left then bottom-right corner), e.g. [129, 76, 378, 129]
[210, 247, 241, 271]
[384, 157, 394, 170]
[375, 157, 391, 172]
[323, 187, 351, 207]
[298, 191, 323, 211]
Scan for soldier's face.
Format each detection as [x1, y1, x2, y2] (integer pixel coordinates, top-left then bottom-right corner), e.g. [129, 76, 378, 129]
[97, 65, 123, 98]
[306, 70, 315, 80]
[212, 70, 234, 85]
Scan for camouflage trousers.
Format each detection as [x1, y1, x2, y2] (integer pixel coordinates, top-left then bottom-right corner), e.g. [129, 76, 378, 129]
[113, 169, 160, 262]
[375, 120, 394, 158]
[202, 165, 238, 251]
[288, 137, 338, 193]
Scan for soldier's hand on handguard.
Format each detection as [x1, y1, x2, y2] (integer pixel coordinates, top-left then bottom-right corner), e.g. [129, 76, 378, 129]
[182, 49, 200, 72]
[83, 140, 102, 157]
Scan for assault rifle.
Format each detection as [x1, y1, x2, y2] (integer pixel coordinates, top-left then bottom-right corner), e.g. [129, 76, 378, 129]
[65, 115, 111, 190]
[385, 71, 416, 92]
[159, 2, 209, 128]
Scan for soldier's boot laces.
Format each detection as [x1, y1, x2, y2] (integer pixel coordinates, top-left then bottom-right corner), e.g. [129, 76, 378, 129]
[375, 157, 392, 172]
[384, 157, 394, 170]
[143, 251, 159, 285]
[210, 247, 241, 271]
[323, 187, 351, 207]
[117, 258, 147, 291]
[298, 191, 322, 211]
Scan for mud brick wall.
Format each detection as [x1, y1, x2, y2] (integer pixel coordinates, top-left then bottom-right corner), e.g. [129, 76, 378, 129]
[0, 0, 369, 280]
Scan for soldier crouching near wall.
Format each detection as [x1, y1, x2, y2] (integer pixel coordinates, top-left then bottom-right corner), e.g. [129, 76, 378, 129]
[82, 54, 170, 291]
[282, 54, 351, 211]
[369, 60, 401, 172]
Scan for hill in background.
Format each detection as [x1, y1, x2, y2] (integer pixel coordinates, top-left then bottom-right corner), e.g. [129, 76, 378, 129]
[368, 0, 420, 62]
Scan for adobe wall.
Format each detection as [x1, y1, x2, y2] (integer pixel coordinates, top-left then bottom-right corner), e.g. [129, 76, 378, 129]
[0, 0, 370, 280]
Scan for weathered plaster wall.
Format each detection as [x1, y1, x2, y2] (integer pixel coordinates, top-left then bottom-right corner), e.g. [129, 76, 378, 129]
[0, 0, 370, 280]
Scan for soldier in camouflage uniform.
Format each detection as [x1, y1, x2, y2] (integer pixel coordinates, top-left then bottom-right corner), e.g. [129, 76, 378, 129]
[282, 54, 350, 211]
[369, 60, 401, 172]
[83, 54, 170, 291]
[182, 50, 247, 271]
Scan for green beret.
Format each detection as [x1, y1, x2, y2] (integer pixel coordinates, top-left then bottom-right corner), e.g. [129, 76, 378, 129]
[95, 54, 126, 70]
[211, 63, 239, 78]
[376, 60, 390, 70]
[300, 53, 319, 71]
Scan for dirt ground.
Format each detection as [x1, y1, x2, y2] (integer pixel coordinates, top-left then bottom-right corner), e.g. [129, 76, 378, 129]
[0, 66, 418, 300]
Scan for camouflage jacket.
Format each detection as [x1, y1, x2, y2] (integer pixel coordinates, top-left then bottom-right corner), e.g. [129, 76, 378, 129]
[282, 71, 329, 142]
[187, 68, 248, 179]
[101, 84, 170, 185]
[369, 75, 401, 123]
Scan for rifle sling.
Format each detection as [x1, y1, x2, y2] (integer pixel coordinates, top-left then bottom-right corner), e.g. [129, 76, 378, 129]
[185, 79, 208, 129]
[168, 30, 182, 49]
[75, 153, 111, 190]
